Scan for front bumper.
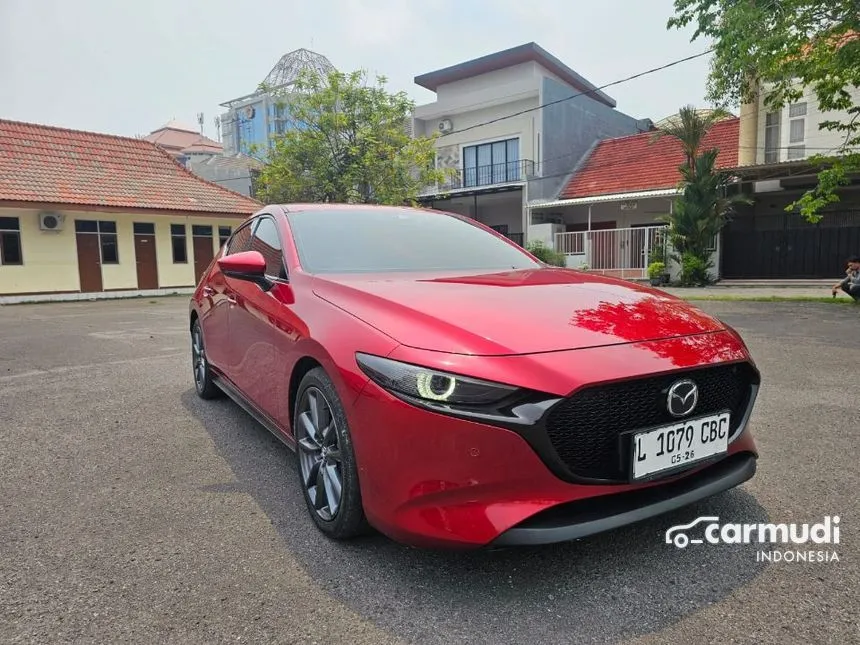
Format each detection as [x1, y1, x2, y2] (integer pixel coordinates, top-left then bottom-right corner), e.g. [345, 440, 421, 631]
[348, 379, 759, 549]
[347, 333, 760, 549]
[491, 451, 757, 547]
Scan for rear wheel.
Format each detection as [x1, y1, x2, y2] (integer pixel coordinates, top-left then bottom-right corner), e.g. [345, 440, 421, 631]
[293, 367, 369, 539]
[191, 319, 221, 400]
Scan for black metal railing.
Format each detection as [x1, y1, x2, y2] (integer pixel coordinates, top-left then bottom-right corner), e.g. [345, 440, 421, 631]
[424, 159, 536, 194]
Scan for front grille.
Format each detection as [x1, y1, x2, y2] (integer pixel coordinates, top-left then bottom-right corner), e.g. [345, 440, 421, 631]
[544, 363, 756, 481]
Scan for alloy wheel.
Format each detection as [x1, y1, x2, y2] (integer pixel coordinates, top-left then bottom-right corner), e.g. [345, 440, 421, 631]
[296, 386, 344, 521]
[191, 325, 206, 388]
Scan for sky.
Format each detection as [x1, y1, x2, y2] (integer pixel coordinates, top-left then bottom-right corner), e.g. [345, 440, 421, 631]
[0, 0, 719, 139]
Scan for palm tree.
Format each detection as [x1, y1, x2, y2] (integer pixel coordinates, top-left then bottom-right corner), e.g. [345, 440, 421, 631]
[660, 149, 750, 260]
[652, 106, 749, 285]
[651, 105, 732, 172]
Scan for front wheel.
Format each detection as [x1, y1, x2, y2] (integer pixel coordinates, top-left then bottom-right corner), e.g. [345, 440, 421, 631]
[293, 367, 369, 539]
[191, 319, 221, 400]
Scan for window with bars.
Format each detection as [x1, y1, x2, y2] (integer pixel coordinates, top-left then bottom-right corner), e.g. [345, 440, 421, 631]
[170, 224, 188, 264]
[789, 118, 805, 143]
[788, 102, 807, 118]
[0, 216, 23, 265]
[764, 111, 781, 163]
[788, 102, 807, 146]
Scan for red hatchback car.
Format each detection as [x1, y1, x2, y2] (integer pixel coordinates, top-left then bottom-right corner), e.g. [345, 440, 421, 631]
[189, 203, 760, 549]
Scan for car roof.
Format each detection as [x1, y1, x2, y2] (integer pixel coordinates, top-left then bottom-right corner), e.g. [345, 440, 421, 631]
[278, 203, 450, 216]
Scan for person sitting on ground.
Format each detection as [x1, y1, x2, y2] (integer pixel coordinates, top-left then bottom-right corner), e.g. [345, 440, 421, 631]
[831, 255, 860, 301]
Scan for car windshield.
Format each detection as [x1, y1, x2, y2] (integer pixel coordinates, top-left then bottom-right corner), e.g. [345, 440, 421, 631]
[285, 207, 540, 274]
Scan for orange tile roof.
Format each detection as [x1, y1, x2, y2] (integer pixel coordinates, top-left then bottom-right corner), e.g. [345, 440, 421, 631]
[559, 117, 740, 199]
[142, 122, 224, 155]
[0, 119, 261, 216]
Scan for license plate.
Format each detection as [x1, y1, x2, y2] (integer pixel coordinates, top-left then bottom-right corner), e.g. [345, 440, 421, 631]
[631, 411, 730, 480]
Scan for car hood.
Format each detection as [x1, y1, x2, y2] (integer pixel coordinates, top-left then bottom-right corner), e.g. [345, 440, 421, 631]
[311, 268, 726, 356]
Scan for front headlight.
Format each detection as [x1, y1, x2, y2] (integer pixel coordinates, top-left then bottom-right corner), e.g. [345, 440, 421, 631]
[355, 353, 559, 425]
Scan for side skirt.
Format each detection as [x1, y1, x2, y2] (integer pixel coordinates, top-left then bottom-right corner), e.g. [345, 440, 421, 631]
[212, 373, 296, 452]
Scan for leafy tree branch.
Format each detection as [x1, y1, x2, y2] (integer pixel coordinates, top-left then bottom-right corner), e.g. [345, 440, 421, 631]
[668, 0, 860, 222]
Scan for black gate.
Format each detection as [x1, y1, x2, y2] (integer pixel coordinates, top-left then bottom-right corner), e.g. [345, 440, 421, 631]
[721, 209, 860, 279]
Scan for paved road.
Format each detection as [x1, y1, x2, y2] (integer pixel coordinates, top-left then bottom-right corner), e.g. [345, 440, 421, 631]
[0, 296, 857, 644]
[659, 286, 855, 300]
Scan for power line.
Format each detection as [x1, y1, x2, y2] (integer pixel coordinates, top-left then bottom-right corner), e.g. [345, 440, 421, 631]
[436, 49, 717, 139]
[201, 139, 846, 188]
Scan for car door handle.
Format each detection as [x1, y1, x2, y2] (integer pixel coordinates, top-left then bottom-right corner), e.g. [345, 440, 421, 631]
[202, 286, 214, 296]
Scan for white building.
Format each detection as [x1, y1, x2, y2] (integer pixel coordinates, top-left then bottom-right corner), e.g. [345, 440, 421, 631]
[411, 43, 650, 246]
[739, 81, 860, 166]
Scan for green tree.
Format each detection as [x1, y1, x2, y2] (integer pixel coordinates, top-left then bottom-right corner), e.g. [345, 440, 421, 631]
[654, 107, 751, 285]
[256, 69, 450, 205]
[651, 105, 732, 170]
[667, 0, 860, 222]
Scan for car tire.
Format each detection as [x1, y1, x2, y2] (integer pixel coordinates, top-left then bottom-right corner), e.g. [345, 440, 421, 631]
[191, 319, 221, 400]
[293, 367, 369, 540]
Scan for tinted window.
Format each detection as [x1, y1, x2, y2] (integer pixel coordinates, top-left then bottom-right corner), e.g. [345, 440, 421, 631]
[170, 224, 187, 263]
[75, 220, 98, 233]
[133, 222, 155, 235]
[250, 217, 286, 278]
[286, 208, 539, 274]
[0, 217, 22, 265]
[100, 234, 119, 264]
[192, 225, 213, 237]
[226, 223, 253, 255]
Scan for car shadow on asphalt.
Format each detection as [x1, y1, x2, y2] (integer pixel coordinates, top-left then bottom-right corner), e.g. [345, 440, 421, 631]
[182, 388, 770, 645]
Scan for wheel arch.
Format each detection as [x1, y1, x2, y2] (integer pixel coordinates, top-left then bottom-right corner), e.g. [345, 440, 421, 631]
[288, 355, 325, 428]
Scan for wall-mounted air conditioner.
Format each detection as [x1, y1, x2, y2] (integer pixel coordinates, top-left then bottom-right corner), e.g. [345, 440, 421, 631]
[39, 212, 66, 232]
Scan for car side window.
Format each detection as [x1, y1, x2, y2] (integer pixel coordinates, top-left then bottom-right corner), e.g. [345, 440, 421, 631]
[225, 222, 253, 255]
[250, 217, 287, 280]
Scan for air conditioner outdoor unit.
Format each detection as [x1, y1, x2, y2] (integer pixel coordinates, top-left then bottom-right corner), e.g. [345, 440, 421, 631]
[438, 118, 453, 133]
[39, 212, 66, 232]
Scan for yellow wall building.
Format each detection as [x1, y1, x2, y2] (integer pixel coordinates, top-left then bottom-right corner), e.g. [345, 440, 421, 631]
[0, 119, 261, 303]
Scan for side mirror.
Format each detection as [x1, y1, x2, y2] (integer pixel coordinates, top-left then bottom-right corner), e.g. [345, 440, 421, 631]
[218, 251, 271, 290]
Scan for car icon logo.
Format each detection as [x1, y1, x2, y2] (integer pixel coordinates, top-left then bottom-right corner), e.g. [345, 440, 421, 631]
[667, 379, 699, 417]
[665, 516, 720, 548]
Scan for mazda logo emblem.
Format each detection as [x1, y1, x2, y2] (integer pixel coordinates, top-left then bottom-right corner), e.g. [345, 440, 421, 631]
[667, 379, 698, 417]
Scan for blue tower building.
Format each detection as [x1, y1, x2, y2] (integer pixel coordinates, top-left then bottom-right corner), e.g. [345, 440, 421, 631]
[218, 48, 336, 159]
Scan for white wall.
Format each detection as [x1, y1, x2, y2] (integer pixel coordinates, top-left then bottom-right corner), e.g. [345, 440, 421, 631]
[427, 97, 541, 169]
[534, 198, 676, 229]
[528, 222, 564, 246]
[414, 63, 543, 121]
[413, 62, 546, 168]
[531, 197, 722, 281]
[755, 81, 860, 164]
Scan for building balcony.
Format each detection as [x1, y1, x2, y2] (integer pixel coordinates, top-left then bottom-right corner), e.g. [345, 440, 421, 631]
[420, 159, 536, 197]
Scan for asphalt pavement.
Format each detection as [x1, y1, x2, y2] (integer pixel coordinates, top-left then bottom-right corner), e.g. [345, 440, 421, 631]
[0, 296, 857, 644]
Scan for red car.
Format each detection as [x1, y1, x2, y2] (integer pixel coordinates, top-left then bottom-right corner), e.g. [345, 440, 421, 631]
[189, 204, 760, 549]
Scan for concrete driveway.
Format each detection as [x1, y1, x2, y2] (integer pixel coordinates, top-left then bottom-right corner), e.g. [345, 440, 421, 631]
[0, 296, 857, 644]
